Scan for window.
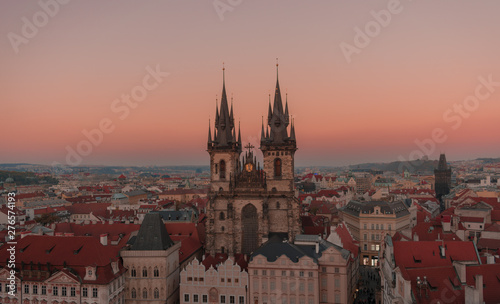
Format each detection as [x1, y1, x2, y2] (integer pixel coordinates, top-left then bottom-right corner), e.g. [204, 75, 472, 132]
[308, 272, 313, 277]
[308, 282, 313, 292]
[93, 287, 98, 298]
[321, 267, 326, 273]
[220, 160, 226, 179]
[274, 159, 282, 177]
[154, 267, 159, 277]
[71, 287, 76, 297]
[371, 224, 374, 230]
[290, 271, 294, 276]
[334, 278, 340, 288]
[322, 293, 327, 302]
[270, 280, 276, 290]
[63, 286, 68, 296]
[33, 285, 38, 295]
[142, 288, 147, 299]
[371, 234, 375, 240]
[262, 279, 267, 291]
[131, 267, 136, 277]
[154, 288, 159, 299]
[276, 202, 280, 209]
[271, 270, 275, 276]
[376, 224, 379, 230]
[335, 267, 340, 273]
[262, 270, 267, 276]
[142, 267, 148, 277]
[230, 296, 235, 304]
[221, 295, 226, 303]
[184, 294, 190, 302]
[299, 271, 304, 277]
[62, 286, 67, 296]
[282, 270, 286, 276]
[203, 295, 208, 303]
[321, 278, 327, 288]
[364, 234, 367, 241]
[364, 243, 368, 251]
[376, 234, 380, 240]
[239, 296, 245, 304]
[132, 289, 137, 299]
[299, 282, 305, 292]
[388, 224, 392, 231]
[381, 224, 384, 230]
[0, 283, 2, 292]
[220, 212, 225, 220]
[53, 286, 59, 296]
[282, 281, 287, 292]
[24, 284, 29, 294]
[194, 294, 199, 302]
[335, 294, 341, 303]
[363, 223, 367, 229]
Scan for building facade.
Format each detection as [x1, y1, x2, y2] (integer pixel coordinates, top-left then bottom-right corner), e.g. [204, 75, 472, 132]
[121, 213, 181, 304]
[180, 255, 248, 304]
[340, 200, 410, 266]
[434, 153, 452, 211]
[205, 67, 301, 256]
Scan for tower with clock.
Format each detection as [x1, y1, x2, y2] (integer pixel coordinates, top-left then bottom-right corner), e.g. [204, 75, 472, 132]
[205, 65, 301, 256]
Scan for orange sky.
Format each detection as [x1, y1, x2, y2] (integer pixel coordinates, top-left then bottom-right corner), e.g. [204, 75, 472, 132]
[1, 1, 499, 166]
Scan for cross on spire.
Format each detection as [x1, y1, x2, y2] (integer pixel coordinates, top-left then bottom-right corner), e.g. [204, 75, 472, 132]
[244, 143, 255, 153]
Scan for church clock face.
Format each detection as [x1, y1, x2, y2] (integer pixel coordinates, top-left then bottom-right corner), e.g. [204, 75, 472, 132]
[245, 163, 253, 172]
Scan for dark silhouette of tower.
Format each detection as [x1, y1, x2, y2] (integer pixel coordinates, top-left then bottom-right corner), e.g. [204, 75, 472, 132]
[434, 153, 451, 211]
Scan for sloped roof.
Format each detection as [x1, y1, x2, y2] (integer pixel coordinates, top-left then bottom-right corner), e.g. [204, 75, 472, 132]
[130, 212, 174, 251]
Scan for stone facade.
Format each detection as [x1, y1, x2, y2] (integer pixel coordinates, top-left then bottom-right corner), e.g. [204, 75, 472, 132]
[205, 68, 301, 256]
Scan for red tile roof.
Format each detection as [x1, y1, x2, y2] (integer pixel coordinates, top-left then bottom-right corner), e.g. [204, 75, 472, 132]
[393, 241, 479, 269]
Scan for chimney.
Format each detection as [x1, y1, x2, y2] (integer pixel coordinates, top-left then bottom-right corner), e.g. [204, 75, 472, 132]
[440, 245, 446, 258]
[486, 254, 495, 264]
[315, 242, 319, 254]
[475, 274, 483, 303]
[100, 233, 108, 246]
[413, 232, 419, 241]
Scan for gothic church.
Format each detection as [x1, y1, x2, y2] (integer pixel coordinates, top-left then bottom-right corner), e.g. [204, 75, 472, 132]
[205, 66, 301, 255]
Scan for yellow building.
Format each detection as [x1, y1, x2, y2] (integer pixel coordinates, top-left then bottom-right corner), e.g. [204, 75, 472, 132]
[340, 200, 410, 266]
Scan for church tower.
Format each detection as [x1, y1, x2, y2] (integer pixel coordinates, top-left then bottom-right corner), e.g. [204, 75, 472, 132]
[434, 153, 451, 211]
[207, 67, 242, 193]
[260, 63, 297, 193]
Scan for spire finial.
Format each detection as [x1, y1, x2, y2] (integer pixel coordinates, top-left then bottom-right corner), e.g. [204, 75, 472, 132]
[276, 58, 279, 78]
[222, 62, 225, 86]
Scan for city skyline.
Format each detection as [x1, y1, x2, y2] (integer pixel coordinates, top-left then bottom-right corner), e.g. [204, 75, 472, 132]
[2, 1, 500, 167]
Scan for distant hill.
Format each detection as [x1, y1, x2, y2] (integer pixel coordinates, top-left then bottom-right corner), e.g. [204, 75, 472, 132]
[0, 170, 58, 186]
[349, 159, 439, 174]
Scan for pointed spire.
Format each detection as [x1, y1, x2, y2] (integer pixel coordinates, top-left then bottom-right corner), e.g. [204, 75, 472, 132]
[290, 117, 296, 141]
[285, 93, 289, 124]
[230, 95, 234, 124]
[208, 119, 212, 144]
[261, 116, 265, 141]
[238, 120, 242, 146]
[268, 94, 272, 123]
[215, 98, 219, 126]
[437, 154, 449, 171]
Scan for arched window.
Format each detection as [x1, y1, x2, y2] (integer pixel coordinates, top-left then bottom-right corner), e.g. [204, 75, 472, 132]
[276, 202, 280, 209]
[154, 288, 159, 299]
[154, 267, 159, 277]
[142, 267, 147, 277]
[221, 246, 225, 254]
[131, 288, 136, 299]
[221, 226, 225, 232]
[219, 212, 225, 220]
[274, 158, 282, 177]
[142, 288, 148, 299]
[219, 160, 226, 179]
[131, 267, 136, 277]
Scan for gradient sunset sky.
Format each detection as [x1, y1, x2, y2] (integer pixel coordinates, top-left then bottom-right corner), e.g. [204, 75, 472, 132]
[1, 0, 499, 167]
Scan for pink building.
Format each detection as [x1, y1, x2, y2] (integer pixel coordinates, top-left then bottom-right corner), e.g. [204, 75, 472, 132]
[180, 254, 248, 304]
[248, 235, 358, 304]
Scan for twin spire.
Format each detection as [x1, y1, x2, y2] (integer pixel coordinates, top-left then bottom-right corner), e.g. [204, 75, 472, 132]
[261, 62, 295, 146]
[208, 65, 241, 151]
[208, 62, 296, 151]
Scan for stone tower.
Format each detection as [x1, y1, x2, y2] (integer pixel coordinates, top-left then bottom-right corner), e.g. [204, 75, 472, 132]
[205, 66, 301, 256]
[434, 153, 451, 211]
